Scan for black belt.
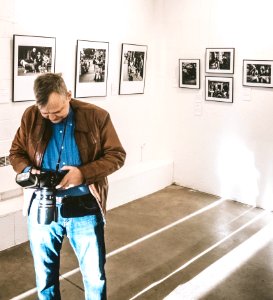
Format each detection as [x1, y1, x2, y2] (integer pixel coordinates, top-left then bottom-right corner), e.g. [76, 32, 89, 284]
[59, 193, 100, 218]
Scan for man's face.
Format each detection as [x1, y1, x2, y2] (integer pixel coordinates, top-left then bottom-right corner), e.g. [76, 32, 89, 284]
[38, 92, 71, 123]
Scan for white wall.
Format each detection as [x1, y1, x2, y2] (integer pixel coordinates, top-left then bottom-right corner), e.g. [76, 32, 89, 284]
[162, 0, 273, 209]
[0, 0, 175, 250]
[0, 0, 173, 195]
[1, 0, 273, 215]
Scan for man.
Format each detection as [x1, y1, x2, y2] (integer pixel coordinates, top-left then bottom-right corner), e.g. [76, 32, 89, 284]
[29, 47, 38, 72]
[9, 73, 126, 299]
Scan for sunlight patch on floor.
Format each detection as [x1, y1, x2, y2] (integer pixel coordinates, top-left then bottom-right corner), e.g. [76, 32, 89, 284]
[164, 218, 273, 300]
[129, 210, 268, 300]
[217, 137, 260, 207]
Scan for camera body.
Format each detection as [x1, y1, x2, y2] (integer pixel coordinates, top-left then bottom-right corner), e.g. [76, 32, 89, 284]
[16, 171, 67, 224]
[16, 171, 65, 189]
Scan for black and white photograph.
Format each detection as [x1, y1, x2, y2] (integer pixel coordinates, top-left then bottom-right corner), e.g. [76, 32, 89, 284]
[75, 40, 109, 98]
[179, 59, 200, 89]
[243, 60, 273, 88]
[17, 46, 53, 76]
[122, 51, 145, 82]
[205, 48, 234, 74]
[13, 34, 56, 102]
[119, 43, 147, 95]
[205, 76, 233, 102]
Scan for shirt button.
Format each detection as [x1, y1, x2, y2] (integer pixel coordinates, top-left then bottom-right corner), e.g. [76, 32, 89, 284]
[60, 130, 63, 133]
[62, 162, 66, 165]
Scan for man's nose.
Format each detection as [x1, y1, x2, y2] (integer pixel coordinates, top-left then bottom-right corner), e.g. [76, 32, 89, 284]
[48, 114, 57, 121]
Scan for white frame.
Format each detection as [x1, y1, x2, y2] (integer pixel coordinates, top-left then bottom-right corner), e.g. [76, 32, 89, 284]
[205, 76, 233, 103]
[179, 59, 200, 89]
[75, 40, 109, 98]
[13, 34, 56, 102]
[242, 59, 273, 88]
[205, 48, 235, 74]
[119, 43, 147, 95]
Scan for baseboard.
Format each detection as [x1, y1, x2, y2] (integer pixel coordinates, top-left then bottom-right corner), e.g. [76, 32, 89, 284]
[107, 159, 174, 209]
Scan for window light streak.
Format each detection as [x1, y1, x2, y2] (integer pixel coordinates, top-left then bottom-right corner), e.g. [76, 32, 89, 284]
[10, 197, 226, 300]
[129, 210, 268, 300]
[217, 137, 260, 207]
[107, 197, 227, 258]
[258, 181, 273, 211]
[226, 207, 254, 225]
[165, 218, 273, 300]
[10, 288, 38, 300]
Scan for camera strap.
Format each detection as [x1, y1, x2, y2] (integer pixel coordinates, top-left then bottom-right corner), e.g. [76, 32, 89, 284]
[32, 115, 69, 173]
[55, 117, 68, 173]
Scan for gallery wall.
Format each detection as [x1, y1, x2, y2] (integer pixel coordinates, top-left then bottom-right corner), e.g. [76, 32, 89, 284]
[163, 0, 273, 209]
[1, 0, 273, 213]
[0, 0, 173, 195]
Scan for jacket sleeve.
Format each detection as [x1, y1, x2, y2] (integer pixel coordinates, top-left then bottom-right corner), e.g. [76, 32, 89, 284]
[9, 111, 32, 174]
[78, 113, 126, 184]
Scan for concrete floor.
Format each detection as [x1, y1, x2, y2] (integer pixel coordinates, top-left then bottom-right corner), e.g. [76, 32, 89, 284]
[1, 184, 273, 300]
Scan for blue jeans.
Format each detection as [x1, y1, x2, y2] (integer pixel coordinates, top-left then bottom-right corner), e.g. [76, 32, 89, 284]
[28, 199, 106, 300]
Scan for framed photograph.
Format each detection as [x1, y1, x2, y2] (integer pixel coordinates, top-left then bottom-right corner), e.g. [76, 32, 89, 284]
[75, 40, 109, 98]
[119, 43, 147, 95]
[243, 60, 273, 88]
[205, 48, 235, 74]
[13, 34, 56, 102]
[205, 76, 233, 103]
[179, 59, 200, 89]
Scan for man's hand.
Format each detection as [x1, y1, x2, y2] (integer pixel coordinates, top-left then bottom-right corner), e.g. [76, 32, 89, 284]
[30, 168, 41, 174]
[55, 166, 84, 189]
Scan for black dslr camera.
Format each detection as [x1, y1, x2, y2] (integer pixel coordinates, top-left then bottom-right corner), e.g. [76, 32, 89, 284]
[16, 171, 67, 225]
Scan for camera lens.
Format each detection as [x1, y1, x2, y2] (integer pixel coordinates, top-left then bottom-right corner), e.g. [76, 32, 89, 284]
[37, 188, 57, 225]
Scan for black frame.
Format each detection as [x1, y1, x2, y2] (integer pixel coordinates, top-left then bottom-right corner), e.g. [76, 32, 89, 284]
[242, 59, 273, 88]
[75, 40, 109, 98]
[179, 59, 200, 89]
[13, 34, 56, 102]
[119, 43, 147, 95]
[205, 76, 233, 103]
[205, 48, 235, 74]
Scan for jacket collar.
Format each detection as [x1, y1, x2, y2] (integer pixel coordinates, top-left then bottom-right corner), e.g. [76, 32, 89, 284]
[69, 99, 89, 132]
[35, 99, 89, 132]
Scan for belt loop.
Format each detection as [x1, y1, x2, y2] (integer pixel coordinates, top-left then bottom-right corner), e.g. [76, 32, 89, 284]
[56, 196, 63, 204]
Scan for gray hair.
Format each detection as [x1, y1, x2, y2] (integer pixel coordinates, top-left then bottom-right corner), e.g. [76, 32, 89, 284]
[33, 73, 67, 106]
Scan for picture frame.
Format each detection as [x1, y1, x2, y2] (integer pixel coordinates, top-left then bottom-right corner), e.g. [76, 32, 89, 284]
[179, 59, 200, 89]
[13, 34, 56, 102]
[119, 43, 147, 95]
[75, 40, 109, 98]
[242, 59, 273, 88]
[205, 76, 233, 103]
[205, 48, 235, 74]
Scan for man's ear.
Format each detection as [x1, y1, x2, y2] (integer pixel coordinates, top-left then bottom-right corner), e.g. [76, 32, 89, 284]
[67, 91, 72, 102]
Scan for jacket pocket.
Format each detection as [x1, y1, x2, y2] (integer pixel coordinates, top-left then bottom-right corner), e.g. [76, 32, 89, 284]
[76, 131, 101, 162]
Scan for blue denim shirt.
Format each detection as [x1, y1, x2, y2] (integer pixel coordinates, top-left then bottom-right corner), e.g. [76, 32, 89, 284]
[41, 107, 89, 197]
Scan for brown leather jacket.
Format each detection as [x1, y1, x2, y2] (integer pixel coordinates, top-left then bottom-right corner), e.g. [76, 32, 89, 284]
[9, 99, 126, 215]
